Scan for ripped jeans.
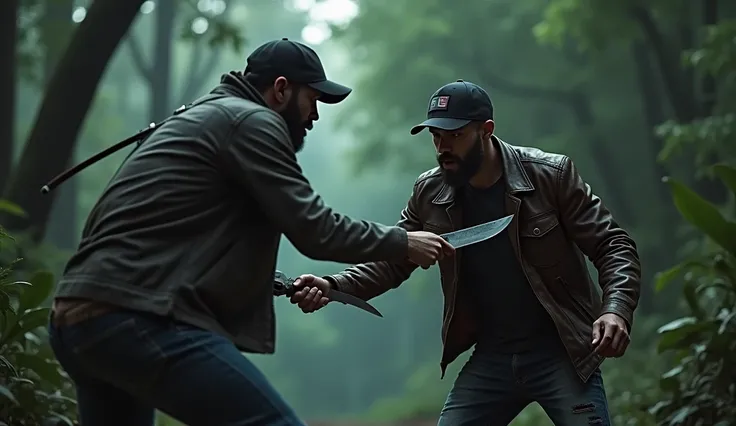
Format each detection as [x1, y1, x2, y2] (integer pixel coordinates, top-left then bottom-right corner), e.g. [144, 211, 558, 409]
[438, 340, 610, 426]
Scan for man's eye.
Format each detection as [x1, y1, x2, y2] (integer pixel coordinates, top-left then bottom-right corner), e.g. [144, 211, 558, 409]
[452, 133, 462, 138]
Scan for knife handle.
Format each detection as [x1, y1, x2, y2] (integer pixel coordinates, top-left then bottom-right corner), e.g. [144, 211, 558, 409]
[273, 271, 297, 297]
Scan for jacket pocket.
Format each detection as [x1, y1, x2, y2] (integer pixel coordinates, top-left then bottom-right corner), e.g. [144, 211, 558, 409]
[520, 210, 566, 268]
[424, 222, 452, 235]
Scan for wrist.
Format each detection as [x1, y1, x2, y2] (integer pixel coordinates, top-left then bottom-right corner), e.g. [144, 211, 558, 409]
[323, 275, 340, 291]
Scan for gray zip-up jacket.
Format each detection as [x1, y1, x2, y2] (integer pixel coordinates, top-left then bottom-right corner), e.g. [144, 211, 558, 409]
[55, 72, 408, 353]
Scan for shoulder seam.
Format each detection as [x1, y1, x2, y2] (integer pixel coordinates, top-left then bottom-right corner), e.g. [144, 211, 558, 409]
[415, 169, 442, 185]
[521, 156, 567, 172]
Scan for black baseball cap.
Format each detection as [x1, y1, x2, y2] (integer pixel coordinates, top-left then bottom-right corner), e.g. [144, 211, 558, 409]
[410, 80, 494, 135]
[245, 38, 352, 104]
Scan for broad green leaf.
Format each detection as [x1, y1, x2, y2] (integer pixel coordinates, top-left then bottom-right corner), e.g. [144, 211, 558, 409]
[696, 281, 734, 295]
[0, 384, 18, 405]
[13, 352, 64, 388]
[1, 309, 18, 344]
[659, 365, 683, 392]
[9, 377, 33, 386]
[0, 290, 10, 313]
[1, 281, 32, 298]
[683, 281, 705, 319]
[0, 355, 18, 377]
[656, 317, 715, 353]
[18, 271, 55, 312]
[712, 163, 736, 197]
[670, 405, 698, 423]
[657, 317, 698, 334]
[648, 400, 672, 416]
[654, 260, 710, 292]
[663, 177, 736, 256]
[717, 310, 736, 334]
[0, 200, 26, 217]
[0, 307, 50, 346]
[49, 412, 75, 426]
[48, 392, 77, 405]
[18, 307, 52, 333]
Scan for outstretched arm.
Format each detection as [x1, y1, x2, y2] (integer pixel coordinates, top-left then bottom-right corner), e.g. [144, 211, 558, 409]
[290, 180, 425, 312]
[222, 109, 408, 265]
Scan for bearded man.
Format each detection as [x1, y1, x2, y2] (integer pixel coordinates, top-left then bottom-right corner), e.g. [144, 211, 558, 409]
[290, 80, 641, 426]
[47, 39, 451, 426]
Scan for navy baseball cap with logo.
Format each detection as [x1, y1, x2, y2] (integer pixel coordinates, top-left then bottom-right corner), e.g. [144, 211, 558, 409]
[245, 38, 352, 104]
[410, 80, 494, 135]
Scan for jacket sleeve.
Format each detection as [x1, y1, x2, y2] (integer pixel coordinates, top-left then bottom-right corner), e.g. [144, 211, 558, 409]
[221, 109, 407, 264]
[324, 180, 424, 301]
[557, 156, 641, 329]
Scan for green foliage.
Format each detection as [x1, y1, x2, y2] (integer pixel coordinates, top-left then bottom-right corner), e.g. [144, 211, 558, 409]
[649, 166, 736, 425]
[332, 0, 597, 176]
[533, 0, 689, 50]
[657, 20, 736, 172]
[0, 205, 76, 425]
[178, 0, 245, 52]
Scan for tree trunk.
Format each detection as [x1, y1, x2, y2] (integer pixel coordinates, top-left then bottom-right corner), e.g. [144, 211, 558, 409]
[630, 41, 678, 312]
[690, 0, 726, 204]
[41, 0, 79, 250]
[1, 0, 145, 239]
[470, 66, 635, 226]
[0, 0, 19, 194]
[630, 3, 726, 204]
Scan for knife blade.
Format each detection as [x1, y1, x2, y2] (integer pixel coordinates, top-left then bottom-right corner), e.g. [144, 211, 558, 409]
[273, 271, 383, 318]
[441, 214, 514, 248]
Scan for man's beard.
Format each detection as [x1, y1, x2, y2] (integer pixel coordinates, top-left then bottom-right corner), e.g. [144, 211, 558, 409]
[437, 134, 483, 187]
[280, 90, 308, 153]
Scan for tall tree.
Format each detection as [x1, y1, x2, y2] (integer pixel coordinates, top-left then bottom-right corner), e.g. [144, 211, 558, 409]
[1, 0, 146, 240]
[127, 0, 231, 122]
[40, 0, 78, 249]
[0, 0, 19, 193]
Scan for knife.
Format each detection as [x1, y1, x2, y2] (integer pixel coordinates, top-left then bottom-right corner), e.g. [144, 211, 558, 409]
[273, 271, 383, 318]
[441, 214, 514, 248]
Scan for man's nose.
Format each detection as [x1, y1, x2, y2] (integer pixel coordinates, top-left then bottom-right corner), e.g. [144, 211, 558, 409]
[437, 139, 452, 153]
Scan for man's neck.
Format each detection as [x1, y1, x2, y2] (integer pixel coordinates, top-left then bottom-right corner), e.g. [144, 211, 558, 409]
[469, 140, 502, 189]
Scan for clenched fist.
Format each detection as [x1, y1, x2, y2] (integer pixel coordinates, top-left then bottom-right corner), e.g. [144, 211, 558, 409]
[288, 274, 332, 313]
[406, 231, 455, 269]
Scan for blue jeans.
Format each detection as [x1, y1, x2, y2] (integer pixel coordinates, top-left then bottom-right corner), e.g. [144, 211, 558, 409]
[49, 310, 304, 426]
[438, 341, 611, 426]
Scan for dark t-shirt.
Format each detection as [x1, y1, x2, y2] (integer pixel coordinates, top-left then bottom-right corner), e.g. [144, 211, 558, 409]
[460, 178, 557, 353]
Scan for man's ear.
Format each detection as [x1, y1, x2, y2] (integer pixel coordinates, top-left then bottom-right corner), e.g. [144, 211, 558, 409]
[482, 120, 495, 137]
[272, 76, 292, 104]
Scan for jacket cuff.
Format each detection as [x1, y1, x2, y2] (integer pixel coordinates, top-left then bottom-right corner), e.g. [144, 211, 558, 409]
[323, 274, 352, 294]
[600, 298, 634, 331]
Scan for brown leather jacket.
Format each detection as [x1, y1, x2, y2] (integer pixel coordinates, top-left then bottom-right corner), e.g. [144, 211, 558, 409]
[326, 138, 641, 382]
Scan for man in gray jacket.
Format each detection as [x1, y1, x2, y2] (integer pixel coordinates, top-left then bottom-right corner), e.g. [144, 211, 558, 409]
[48, 39, 452, 426]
